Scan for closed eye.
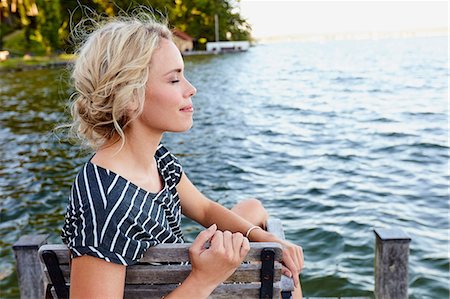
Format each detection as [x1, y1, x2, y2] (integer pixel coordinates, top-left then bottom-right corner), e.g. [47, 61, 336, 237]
[170, 80, 180, 83]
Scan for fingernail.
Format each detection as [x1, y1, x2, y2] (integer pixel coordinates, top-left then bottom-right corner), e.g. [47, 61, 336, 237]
[209, 224, 217, 230]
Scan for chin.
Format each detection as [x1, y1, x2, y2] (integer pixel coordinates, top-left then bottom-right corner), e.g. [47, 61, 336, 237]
[182, 123, 193, 132]
[170, 122, 193, 133]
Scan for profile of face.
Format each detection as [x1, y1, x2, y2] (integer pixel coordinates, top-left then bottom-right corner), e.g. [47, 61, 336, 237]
[135, 38, 197, 134]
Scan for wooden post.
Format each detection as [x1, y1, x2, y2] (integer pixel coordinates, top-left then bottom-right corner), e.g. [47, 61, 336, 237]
[374, 228, 411, 299]
[13, 234, 49, 299]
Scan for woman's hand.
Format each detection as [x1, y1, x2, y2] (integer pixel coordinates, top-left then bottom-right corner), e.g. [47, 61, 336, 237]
[188, 224, 250, 289]
[164, 224, 250, 299]
[278, 239, 304, 288]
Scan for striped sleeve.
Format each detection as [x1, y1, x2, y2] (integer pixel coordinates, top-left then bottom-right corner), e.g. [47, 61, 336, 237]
[61, 163, 158, 265]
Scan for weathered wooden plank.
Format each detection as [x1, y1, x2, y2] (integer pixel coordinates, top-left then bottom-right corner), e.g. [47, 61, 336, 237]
[46, 291, 369, 299]
[38, 244, 70, 265]
[266, 218, 286, 240]
[126, 263, 282, 284]
[266, 218, 295, 293]
[46, 281, 282, 299]
[374, 228, 411, 299]
[13, 234, 49, 299]
[122, 282, 281, 299]
[52, 262, 282, 285]
[38, 242, 283, 264]
[141, 242, 283, 263]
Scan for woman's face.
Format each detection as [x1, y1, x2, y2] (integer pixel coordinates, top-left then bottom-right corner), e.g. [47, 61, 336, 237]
[137, 38, 197, 134]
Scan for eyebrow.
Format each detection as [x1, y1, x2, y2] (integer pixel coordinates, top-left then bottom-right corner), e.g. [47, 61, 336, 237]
[164, 68, 182, 76]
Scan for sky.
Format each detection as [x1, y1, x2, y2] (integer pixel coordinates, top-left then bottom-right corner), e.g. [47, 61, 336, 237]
[238, 1, 448, 38]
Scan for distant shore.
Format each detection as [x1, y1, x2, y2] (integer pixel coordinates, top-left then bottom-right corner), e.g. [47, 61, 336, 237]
[0, 49, 251, 72]
[0, 56, 75, 72]
[254, 27, 448, 44]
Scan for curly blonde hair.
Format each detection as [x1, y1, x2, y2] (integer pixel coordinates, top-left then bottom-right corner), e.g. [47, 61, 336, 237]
[67, 13, 172, 150]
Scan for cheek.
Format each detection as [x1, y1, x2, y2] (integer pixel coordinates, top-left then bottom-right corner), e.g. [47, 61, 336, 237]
[146, 86, 179, 108]
[141, 91, 177, 124]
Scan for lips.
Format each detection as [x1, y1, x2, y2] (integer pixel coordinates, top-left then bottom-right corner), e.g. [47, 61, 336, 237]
[180, 105, 194, 112]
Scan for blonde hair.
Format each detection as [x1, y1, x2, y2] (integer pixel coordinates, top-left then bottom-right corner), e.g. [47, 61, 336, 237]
[67, 12, 172, 150]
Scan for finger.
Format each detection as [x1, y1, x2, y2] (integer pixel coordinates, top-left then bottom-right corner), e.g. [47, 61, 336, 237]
[291, 246, 301, 273]
[210, 230, 224, 251]
[191, 224, 217, 253]
[292, 245, 303, 272]
[297, 246, 304, 271]
[231, 232, 244, 259]
[281, 265, 292, 278]
[287, 244, 301, 273]
[283, 253, 299, 288]
[223, 230, 233, 255]
[239, 237, 250, 259]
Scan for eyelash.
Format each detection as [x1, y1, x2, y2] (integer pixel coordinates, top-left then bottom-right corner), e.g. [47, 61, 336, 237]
[170, 80, 180, 84]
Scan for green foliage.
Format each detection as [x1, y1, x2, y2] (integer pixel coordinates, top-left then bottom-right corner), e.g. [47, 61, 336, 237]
[3, 29, 47, 55]
[168, 0, 251, 42]
[1, 0, 252, 55]
[35, 0, 62, 54]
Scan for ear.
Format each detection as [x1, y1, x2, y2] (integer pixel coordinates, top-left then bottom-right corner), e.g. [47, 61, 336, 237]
[127, 91, 143, 113]
[127, 99, 140, 112]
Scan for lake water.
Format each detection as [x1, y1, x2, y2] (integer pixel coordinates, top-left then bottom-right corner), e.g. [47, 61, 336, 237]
[0, 36, 448, 298]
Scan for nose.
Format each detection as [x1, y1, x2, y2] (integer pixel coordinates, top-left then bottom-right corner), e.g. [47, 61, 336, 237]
[190, 85, 197, 97]
[185, 79, 196, 98]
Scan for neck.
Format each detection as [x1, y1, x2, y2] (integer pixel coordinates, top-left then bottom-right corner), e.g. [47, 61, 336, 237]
[98, 126, 163, 174]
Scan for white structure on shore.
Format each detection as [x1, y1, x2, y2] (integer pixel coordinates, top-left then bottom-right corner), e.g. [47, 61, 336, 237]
[206, 41, 250, 53]
[0, 50, 10, 61]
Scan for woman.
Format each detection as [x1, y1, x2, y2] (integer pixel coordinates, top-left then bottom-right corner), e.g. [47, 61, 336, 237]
[61, 14, 303, 298]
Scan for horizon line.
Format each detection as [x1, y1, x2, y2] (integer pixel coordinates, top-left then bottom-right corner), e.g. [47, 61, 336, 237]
[251, 27, 448, 43]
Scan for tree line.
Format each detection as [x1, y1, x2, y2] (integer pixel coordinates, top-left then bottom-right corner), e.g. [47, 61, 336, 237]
[0, 0, 252, 55]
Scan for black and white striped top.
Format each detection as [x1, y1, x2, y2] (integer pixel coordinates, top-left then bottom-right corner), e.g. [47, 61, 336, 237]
[61, 144, 184, 265]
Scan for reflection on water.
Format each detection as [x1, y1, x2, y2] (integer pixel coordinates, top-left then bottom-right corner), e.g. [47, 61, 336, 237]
[1, 36, 448, 298]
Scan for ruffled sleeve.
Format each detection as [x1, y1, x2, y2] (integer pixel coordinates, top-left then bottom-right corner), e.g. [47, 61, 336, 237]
[155, 144, 183, 186]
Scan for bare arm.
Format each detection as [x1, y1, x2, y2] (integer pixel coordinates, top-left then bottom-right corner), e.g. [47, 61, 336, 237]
[177, 173, 304, 288]
[70, 255, 126, 299]
[178, 173, 277, 241]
